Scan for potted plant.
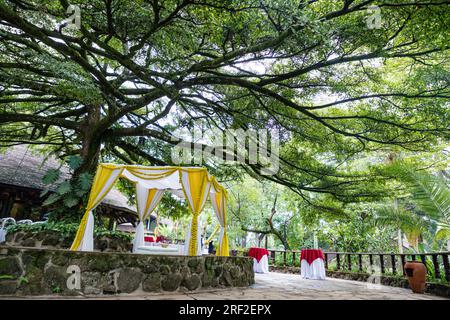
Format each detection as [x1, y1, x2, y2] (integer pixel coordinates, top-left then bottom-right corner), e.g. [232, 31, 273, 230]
[404, 261, 427, 293]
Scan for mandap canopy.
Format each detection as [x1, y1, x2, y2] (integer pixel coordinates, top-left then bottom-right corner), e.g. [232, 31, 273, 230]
[70, 164, 229, 256]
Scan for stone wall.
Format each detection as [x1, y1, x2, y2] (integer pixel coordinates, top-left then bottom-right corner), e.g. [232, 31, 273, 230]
[0, 245, 254, 296]
[5, 230, 132, 252]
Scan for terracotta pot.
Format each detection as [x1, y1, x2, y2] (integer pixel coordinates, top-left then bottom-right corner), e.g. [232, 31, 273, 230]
[404, 261, 427, 294]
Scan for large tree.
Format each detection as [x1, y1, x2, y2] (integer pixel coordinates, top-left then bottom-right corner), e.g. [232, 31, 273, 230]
[0, 0, 448, 214]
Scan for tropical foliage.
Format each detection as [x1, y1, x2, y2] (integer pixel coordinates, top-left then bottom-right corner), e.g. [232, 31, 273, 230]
[6, 221, 133, 241]
[374, 160, 450, 251]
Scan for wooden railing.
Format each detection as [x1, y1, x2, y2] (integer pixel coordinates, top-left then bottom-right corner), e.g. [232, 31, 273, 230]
[263, 249, 450, 283]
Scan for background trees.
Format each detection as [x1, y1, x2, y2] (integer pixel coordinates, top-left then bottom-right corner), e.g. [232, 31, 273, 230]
[227, 154, 449, 253]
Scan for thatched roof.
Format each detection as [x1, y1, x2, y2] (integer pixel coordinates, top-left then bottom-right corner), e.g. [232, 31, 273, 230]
[0, 145, 135, 213]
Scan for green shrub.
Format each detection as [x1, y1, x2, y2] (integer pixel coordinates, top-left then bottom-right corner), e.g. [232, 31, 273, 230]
[6, 221, 133, 242]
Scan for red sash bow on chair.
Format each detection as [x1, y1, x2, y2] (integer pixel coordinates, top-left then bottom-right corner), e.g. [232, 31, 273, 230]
[300, 249, 324, 265]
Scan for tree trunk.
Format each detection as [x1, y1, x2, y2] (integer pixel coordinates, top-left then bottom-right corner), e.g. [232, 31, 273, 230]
[55, 105, 102, 222]
[313, 231, 318, 249]
[271, 228, 290, 250]
[241, 195, 291, 250]
[398, 229, 403, 254]
[267, 197, 290, 250]
[76, 105, 102, 176]
[242, 227, 290, 250]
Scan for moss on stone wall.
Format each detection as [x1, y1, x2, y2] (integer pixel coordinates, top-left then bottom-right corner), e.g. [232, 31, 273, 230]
[0, 245, 254, 296]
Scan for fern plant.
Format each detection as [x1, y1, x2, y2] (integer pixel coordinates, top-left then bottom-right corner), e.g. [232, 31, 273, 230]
[41, 155, 93, 221]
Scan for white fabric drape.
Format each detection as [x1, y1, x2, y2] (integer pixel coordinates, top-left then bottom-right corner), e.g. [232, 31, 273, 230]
[218, 227, 225, 251]
[210, 190, 227, 255]
[133, 183, 164, 252]
[79, 211, 95, 251]
[300, 259, 326, 280]
[253, 255, 269, 273]
[78, 168, 123, 251]
[121, 168, 181, 189]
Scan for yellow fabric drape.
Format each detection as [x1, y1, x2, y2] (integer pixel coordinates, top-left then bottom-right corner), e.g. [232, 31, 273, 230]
[181, 169, 211, 256]
[70, 164, 123, 250]
[125, 167, 179, 181]
[145, 189, 159, 219]
[205, 224, 220, 244]
[208, 175, 229, 256]
[209, 176, 228, 198]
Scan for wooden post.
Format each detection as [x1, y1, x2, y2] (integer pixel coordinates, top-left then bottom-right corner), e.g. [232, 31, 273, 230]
[347, 254, 352, 271]
[419, 254, 428, 279]
[283, 251, 287, 267]
[431, 254, 440, 279]
[369, 254, 374, 273]
[324, 253, 328, 270]
[292, 252, 296, 267]
[391, 254, 396, 275]
[401, 254, 406, 276]
[108, 217, 114, 231]
[420, 254, 427, 268]
[380, 254, 385, 274]
[442, 254, 450, 282]
[358, 254, 363, 272]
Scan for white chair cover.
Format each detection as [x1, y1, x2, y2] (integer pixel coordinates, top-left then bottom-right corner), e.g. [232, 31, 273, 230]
[300, 259, 326, 280]
[253, 255, 269, 273]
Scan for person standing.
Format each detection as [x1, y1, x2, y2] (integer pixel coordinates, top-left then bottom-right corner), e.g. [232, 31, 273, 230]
[208, 240, 215, 255]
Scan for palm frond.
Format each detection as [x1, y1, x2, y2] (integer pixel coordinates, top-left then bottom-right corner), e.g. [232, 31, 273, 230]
[375, 202, 427, 234]
[435, 228, 450, 242]
[390, 161, 450, 220]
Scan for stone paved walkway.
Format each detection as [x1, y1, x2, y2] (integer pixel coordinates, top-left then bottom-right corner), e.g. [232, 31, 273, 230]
[0, 272, 446, 300]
